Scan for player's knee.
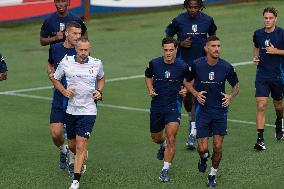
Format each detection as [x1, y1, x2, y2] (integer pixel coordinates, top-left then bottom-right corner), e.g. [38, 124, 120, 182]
[213, 143, 222, 153]
[151, 133, 164, 144]
[257, 103, 267, 112]
[273, 100, 283, 109]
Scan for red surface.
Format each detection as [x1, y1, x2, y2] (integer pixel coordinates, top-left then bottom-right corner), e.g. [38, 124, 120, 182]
[0, 0, 81, 22]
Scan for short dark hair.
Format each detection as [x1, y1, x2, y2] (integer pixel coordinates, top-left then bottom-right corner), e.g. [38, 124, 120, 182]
[66, 21, 82, 31]
[162, 37, 178, 48]
[184, 0, 205, 11]
[206, 35, 220, 44]
[263, 7, 278, 17]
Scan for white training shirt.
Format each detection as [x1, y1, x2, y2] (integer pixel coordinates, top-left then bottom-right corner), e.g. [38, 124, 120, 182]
[54, 55, 104, 115]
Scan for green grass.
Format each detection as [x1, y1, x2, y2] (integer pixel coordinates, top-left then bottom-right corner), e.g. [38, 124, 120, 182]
[1, 1, 284, 188]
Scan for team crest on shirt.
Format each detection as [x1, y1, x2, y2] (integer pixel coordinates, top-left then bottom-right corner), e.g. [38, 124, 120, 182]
[59, 23, 65, 32]
[165, 70, 171, 79]
[209, 72, 214, 80]
[264, 39, 270, 47]
[192, 24, 198, 33]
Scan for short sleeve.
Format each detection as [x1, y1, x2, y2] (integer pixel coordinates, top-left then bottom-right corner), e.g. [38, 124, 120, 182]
[186, 63, 195, 82]
[0, 53, 7, 73]
[48, 47, 54, 65]
[40, 19, 50, 38]
[227, 65, 239, 86]
[54, 60, 65, 80]
[145, 61, 153, 78]
[253, 32, 259, 48]
[97, 62, 104, 79]
[208, 18, 217, 36]
[165, 18, 179, 37]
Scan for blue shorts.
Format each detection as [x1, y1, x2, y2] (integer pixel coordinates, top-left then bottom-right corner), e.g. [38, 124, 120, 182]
[50, 89, 68, 124]
[150, 109, 181, 133]
[196, 110, 227, 138]
[65, 114, 96, 139]
[255, 78, 284, 100]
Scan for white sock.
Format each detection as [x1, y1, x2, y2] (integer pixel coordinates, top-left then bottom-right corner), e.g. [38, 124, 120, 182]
[190, 122, 196, 136]
[209, 167, 218, 176]
[69, 151, 75, 164]
[162, 161, 171, 170]
[59, 144, 68, 154]
[162, 140, 167, 148]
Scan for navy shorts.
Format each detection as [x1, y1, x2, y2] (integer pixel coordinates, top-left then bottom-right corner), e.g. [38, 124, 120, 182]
[196, 110, 227, 138]
[255, 78, 284, 100]
[50, 106, 65, 124]
[150, 109, 181, 133]
[65, 114, 96, 139]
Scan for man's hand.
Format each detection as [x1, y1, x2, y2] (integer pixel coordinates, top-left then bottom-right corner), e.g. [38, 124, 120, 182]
[252, 56, 260, 64]
[221, 92, 232, 107]
[179, 86, 187, 97]
[266, 43, 278, 54]
[93, 90, 103, 101]
[195, 91, 207, 105]
[0, 72, 7, 81]
[180, 38, 192, 48]
[149, 88, 158, 97]
[62, 88, 74, 98]
[55, 32, 64, 41]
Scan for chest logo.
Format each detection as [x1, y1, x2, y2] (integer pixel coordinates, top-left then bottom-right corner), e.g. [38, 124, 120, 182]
[59, 23, 65, 32]
[165, 70, 171, 79]
[264, 39, 270, 47]
[209, 72, 214, 80]
[192, 24, 198, 33]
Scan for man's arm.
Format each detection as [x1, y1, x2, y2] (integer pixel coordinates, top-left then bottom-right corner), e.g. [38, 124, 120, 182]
[221, 83, 239, 107]
[266, 43, 284, 56]
[145, 77, 157, 97]
[0, 54, 8, 81]
[184, 80, 207, 105]
[47, 63, 55, 80]
[93, 77, 105, 101]
[40, 32, 64, 46]
[253, 47, 260, 64]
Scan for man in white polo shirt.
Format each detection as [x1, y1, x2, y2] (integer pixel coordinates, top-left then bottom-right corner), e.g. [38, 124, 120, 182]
[52, 38, 105, 189]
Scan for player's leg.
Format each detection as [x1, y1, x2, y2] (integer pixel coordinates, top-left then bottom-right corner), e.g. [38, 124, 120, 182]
[150, 110, 166, 160]
[66, 113, 76, 177]
[254, 79, 269, 150]
[69, 115, 96, 189]
[271, 81, 284, 140]
[50, 106, 68, 169]
[159, 121, 179, 182]
[184, 92, 196, 150]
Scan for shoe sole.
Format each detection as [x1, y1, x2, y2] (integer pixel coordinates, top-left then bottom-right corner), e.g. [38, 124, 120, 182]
[253, 145, 266, 151]
[186, 143, 196, 150]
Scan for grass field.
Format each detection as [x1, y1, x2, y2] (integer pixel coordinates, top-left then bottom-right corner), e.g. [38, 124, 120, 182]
[1, 1, 284, 188]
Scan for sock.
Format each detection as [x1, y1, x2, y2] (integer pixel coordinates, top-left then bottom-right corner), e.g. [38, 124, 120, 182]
[190, 122, 196, 136]
[74, 173, 81, 182]
[209, 167, 218, 176]
[161, 140, 167, 148]
[257, 129, 264, 139]
[162, 161, 171, 170]
[201, 152, 209, 159]
[69, 151, 75, 164]
[59, 144, 68, 154]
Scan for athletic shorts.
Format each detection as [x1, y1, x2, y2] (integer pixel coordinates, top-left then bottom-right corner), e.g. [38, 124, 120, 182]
[255, 78, 284, 100]
[50, 105, 65, 124]
[65, 114, 96, 139]
[196, 110, 227, 138]
[150, 109, 181, 133]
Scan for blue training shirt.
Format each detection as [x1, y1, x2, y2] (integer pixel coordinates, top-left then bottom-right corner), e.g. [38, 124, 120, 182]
[40, 12, 87, 46]
[253, 26, 284, 80]
[165, 12, 217, 65]
[49, 42, 76, 109]
[145, 57, 191, 111]
[0, 53, 7, 73]
[187, 57, 239, 112]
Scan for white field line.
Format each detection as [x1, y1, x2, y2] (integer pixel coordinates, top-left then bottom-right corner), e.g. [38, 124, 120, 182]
[0, 61, 252, 94]
[0, 92, 274, 127]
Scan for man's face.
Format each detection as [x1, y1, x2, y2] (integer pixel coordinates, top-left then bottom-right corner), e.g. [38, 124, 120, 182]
[54, 0, 69, 15]
[263, 12, 277, 30]
[163, 43, 177, 63]
[76, 41, 90, 62]
[186, 0, 200, 17]
[66, 27, 82, 47]
[204, 40, 221, 59]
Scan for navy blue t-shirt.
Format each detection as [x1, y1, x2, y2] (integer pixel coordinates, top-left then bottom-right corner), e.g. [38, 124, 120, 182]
[0, 53, 7, 73]
[145, 57, 191, 111]
[187, 57, 238, 112]
[165, 12, 217, 65]
[49, 42, 76, 109]
[253, 26, 284, 80]
[40, 12, 87, 46]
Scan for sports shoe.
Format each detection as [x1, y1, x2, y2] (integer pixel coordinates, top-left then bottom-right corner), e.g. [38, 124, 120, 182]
[186, 134, 196, 150]
[59, 151, 68, 169]
[159, 169, 170, 182]
[68, 163, 74, 177]
[198, 157, 208, 173]
[207, 175, 217, 188]
[253, 138, 266, 151]
[156, 145, 165, 160]
[275, 119, 283, 140]
[69, 180, 80, 189]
